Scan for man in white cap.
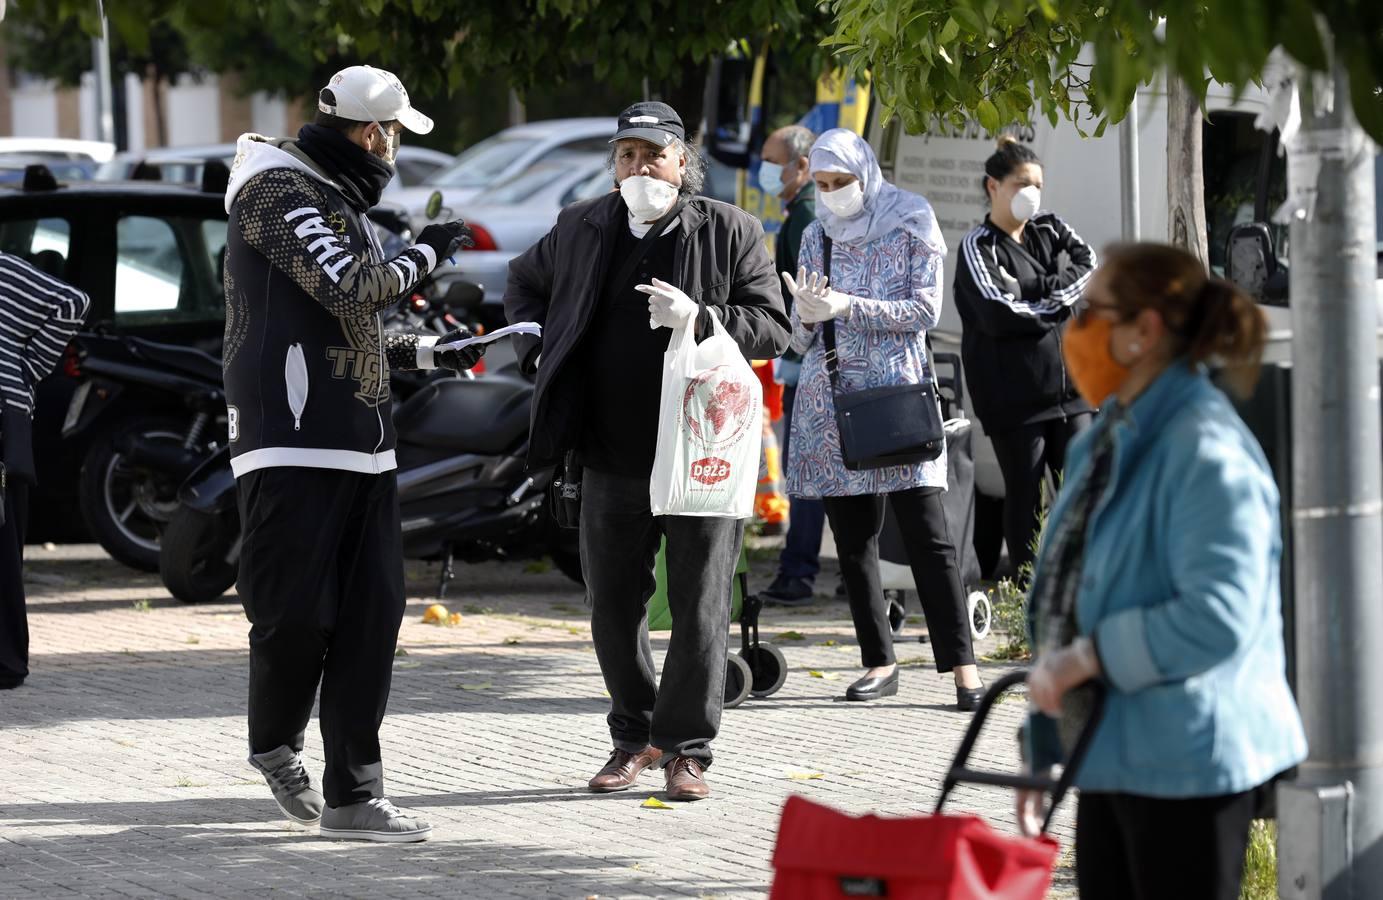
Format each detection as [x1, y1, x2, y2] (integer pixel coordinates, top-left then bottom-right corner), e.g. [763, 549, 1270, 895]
[222, 65, 481, 842]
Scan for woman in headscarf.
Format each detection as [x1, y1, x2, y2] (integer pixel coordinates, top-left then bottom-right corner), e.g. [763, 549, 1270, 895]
[782, 128, 984, 710]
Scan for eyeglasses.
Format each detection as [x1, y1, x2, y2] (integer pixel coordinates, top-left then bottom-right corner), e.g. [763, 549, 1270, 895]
[1074, 295, 1123, 326]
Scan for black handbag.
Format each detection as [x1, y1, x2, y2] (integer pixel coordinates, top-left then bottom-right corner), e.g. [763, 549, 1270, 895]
[820, 236, 945, 471]
[549, 451, 583, 530]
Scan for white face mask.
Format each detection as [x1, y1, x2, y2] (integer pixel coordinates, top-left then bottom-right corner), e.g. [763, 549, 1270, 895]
[620, 175, 680, 222]
[757, 161, 786, 197]
[1010, 185, 1041, 222]
[820, 180, 865, 218]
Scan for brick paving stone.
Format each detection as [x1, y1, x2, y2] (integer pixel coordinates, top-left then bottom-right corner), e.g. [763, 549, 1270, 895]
[1, 544, 1077, 899]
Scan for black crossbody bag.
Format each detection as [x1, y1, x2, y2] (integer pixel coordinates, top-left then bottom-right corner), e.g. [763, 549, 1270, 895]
[549, 199, 687, 529]
[821, 236, 945, 471]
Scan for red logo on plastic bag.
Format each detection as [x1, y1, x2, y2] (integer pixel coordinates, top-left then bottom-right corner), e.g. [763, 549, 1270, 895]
[690, 457, 732, 485]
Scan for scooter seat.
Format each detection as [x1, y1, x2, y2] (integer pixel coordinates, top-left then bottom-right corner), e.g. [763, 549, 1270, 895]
[130, 338, 223, 385]
[394, 374, 533, 456]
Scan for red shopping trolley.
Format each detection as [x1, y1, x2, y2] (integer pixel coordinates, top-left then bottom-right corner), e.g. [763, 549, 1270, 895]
[770, 671, 1104, 899]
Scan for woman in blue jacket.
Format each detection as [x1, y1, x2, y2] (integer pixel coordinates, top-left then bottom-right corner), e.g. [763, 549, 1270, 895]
[1017, 242, 1307, 899]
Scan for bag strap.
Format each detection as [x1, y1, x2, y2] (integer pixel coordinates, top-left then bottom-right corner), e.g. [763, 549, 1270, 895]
[608, 199, 686, 299]
[821, 236, 842, 394]
[821, 234, 937, 393]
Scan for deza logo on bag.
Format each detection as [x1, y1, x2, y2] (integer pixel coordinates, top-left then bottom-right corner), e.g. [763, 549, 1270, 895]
[690, 457, 732, 485]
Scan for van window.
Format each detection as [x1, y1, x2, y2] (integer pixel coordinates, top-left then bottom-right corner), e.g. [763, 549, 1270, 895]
[1203, 112, 1274, 277]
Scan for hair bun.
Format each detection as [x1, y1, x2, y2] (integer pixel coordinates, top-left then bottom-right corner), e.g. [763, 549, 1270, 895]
[996, 134, 1018, 149]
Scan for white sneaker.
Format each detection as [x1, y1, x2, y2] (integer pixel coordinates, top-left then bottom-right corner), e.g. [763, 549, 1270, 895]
[318, 797, 431, 843]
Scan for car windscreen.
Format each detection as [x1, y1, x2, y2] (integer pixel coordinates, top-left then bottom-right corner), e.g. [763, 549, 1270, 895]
[425, 135, 537, 188]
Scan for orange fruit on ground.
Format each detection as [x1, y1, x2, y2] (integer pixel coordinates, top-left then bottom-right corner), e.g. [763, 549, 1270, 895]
[422, 603, 448, 624]
[448, 612, 463, 626]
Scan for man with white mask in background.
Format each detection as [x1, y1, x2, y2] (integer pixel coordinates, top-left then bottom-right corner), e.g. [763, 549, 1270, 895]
[505, 101, 788, 801]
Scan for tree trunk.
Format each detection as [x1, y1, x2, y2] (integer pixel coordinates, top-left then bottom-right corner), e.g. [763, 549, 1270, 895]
[507, 88, 526, 127]
[1166, 74, 1208, 265]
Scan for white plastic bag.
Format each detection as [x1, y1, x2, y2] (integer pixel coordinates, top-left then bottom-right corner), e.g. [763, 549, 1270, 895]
[650, 313, 763, 518]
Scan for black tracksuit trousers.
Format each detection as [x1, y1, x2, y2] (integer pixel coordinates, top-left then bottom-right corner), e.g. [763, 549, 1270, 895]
[236, 466, 406, 808]
[0, 479, 30, 688]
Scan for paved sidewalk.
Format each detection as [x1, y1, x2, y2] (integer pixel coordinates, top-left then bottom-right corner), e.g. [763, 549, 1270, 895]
[1, 545, 1074, 899]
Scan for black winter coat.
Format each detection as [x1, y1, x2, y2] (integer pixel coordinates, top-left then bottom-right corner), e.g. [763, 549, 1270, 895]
[504, 191, 790, 469]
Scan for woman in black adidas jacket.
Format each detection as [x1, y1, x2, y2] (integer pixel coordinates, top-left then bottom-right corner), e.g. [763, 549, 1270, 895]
[953, 136, 1096, 579]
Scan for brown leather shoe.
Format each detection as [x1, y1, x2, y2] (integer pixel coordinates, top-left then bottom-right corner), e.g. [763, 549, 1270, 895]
[587, 747, 662, 793]
[664, 756, 711, 801]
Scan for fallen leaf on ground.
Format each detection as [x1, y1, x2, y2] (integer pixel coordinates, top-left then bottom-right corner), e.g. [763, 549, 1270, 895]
[776, 631, 805, 641]
[394, 647, 409, 657]
[641, 797, 674, 810]
[503, 637, 522, 646]
[807, 670, 839, 680]
[788, 771, 825, 781]
[817, 639, 837, 647]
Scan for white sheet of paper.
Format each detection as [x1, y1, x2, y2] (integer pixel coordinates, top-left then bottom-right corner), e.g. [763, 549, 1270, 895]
[434, 322, 542, 353]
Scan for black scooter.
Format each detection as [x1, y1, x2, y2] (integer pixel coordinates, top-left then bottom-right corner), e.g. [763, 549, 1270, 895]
[159, 356, 581, 604]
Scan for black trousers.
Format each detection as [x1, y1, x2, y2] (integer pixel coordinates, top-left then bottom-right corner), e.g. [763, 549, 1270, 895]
[823, 487, 976, 672]
[0, 479, 30, 687]
[1076, 789, 1259, 900]
[990, 414, 1092, 577]
[580, 467, 744, 767]
[236, 466, 406, 808]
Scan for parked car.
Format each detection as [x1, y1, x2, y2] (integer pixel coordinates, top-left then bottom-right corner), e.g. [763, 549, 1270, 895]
[396, 118, 614, 221]
[0, 137, 115, 183]
[432, 152, 610, 312]
[96, 143, 453, 197]
[0, 165, 229, 545]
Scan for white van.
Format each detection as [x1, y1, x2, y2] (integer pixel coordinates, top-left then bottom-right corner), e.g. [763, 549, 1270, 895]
[868, 77, 1383, 512]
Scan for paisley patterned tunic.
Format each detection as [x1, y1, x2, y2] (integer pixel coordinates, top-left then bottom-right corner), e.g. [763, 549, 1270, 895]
[784, 220, 948, 498]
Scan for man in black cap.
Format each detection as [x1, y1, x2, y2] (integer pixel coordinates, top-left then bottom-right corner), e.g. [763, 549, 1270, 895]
[506, 102, 789, 801]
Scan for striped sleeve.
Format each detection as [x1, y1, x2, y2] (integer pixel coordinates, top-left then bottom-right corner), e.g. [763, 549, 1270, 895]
[0, 253, 90, 414]
[1021, 213, 1096, 313]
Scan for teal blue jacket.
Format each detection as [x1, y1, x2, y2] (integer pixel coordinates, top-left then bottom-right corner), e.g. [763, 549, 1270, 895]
[1028, 361, 1307, 797]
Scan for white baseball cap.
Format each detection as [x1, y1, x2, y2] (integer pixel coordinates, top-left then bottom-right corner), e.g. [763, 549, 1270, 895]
[318, 65, 433, 135]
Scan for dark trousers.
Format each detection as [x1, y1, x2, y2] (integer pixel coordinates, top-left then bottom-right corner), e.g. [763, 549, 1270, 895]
[990, 414, 1092, 577]
[0, 479, 30, 687]
[236, 466, 406, 808]
[778, 384, 825, 580]
[823, 487, 976, 672]
[1076, 789, 1259, 900]
[580, 467, 744, 767]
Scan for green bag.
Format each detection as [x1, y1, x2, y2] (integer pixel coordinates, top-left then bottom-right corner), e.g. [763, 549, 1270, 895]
[646, 537, 748, 631]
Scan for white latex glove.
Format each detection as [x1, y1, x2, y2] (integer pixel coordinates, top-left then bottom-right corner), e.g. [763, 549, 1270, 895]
[997, 265, 1022, 299]
[635, 277, 697, 330]
[1027, 636, 1101, 717]
[782, 267, 851, 324]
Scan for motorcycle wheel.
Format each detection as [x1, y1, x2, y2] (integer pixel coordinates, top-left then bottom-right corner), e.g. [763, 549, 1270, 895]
[79, 416, 186, 572]
[159, 506, 240, 604]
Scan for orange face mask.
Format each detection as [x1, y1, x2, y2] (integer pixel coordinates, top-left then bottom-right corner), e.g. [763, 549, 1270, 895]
[1062, 315, 1130, 407]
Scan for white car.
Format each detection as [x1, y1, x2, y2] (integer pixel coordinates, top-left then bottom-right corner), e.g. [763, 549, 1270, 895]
[438, 153, 613, 308]
[95, 143, 453, 197]
[396, 117, 615, 222]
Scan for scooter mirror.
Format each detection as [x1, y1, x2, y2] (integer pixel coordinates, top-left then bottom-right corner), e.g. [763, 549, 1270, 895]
[425, 190, 444, 220]
[443, 278, 485, 311]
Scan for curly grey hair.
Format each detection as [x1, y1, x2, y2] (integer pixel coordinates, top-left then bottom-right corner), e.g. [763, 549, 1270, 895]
[608, 137, 707, 198]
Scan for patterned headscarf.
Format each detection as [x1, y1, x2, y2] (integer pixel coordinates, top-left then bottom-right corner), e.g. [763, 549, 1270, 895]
[808, 128, 944, 252]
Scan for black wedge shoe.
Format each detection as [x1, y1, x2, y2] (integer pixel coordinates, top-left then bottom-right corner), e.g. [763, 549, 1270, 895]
[845, 669, 899, 702]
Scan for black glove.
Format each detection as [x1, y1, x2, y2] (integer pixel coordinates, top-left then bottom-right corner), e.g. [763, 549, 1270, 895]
[434, 326, 486, 371]
[416, 220, 475, 261]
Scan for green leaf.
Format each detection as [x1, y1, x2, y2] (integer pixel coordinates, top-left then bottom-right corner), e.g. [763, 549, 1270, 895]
[952, 6, 987, 35]
[976, 97, 1001, 133]
[938, 16, 959, 45]
[1093, 117, 1109, 139]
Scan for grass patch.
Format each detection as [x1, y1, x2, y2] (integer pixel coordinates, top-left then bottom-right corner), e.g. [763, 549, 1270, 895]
[132, 598, 153, 613]
[776, 631, 806, 641]
[524, 558, 552, 574]
[462, 604, 495, 615]
[1240, 820, 1276, 899]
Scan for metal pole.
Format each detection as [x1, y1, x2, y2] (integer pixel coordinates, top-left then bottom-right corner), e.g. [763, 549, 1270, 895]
[1278, 36, 1383, 900]
[1119, 88, 1140, 240]
[91, 12, 115, 145]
